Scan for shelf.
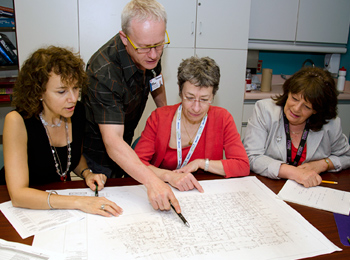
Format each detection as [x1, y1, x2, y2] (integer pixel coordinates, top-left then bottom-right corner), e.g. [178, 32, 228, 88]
[0, 27, 15, 32]
[0, 101, 12, 107]
[0, 65, 18, 71]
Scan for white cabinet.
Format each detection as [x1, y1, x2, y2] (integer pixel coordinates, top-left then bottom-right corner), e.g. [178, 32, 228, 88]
[249, 0, 350, 53]
[195, 0, 249, 49]
[249, 0, 299, 42]
[241, 102, 255, 141]
[296, 0, 350, 44]
[159, 0, 249, 50]
[14, 0, 79, 67]
[78, 0, 130, 64]
[338, 103, 350, 139]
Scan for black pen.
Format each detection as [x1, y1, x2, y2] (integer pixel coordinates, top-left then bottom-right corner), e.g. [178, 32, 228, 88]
[170, 203, 190, 227]
[95, 184, 99, 197]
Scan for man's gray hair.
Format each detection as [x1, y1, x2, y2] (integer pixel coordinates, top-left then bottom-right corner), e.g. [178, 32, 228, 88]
[121, 0, 167, 35]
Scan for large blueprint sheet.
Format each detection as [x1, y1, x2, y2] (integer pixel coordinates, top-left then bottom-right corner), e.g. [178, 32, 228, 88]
[33, 176, 340, 260]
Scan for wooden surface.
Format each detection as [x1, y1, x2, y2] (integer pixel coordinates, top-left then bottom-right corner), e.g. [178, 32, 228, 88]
[1, 170, 350, 259]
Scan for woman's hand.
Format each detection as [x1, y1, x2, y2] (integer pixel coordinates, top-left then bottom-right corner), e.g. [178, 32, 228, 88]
[167, 171, 204, 193]
[279, 163, 322, 188]
[76, 196, 123, 217]
[84, 171, 107, 191]
[294, 167, 322, 188]
[174, 160, 201, 174]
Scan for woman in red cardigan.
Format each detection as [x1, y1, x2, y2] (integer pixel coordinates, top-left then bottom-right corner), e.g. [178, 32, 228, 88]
[135, 56, 250, 192]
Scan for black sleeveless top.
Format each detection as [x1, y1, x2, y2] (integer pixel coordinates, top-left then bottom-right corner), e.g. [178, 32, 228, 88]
[1, 101, 85, 186]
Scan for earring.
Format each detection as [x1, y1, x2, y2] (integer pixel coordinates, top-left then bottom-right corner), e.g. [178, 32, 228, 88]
[40, 98, 43, 101]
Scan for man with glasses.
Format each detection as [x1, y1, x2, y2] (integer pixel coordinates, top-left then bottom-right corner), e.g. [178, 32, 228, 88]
[82, 0, 180, 213]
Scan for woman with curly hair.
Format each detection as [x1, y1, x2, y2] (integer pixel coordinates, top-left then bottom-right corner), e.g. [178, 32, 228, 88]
[244, 67, 350, 187]
[2, 46, 122, 217]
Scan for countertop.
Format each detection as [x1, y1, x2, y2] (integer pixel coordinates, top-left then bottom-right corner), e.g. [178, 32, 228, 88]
[245, 75, 350, 101]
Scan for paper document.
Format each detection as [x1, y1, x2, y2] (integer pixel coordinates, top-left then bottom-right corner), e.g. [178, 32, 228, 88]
[278, 179, 350, 215]
[0, 238, 65, 260]
[33, 177, 341, 260]
[0, 201, 85, 239]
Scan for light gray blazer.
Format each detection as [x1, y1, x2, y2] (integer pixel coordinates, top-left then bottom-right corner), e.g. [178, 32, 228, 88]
[244, 99, 350, 179]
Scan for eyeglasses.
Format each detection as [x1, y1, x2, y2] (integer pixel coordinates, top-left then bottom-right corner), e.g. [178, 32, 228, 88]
[183, 96, 212, 105]
[126, 31, 170, 54]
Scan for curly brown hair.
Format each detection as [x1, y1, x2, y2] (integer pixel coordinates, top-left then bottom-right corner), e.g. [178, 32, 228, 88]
[12, 46, 88, 118]
[273, 67, 338, 131]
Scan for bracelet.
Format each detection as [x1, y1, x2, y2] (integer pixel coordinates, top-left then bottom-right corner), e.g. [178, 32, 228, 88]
[324, 158, 330, 171]
[204, 158, 209, 172]
[47, 191, 58, 209]
[80, 168, 92, 179]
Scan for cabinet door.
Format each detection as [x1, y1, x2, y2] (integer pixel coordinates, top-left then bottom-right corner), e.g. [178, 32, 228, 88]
[338, 103, 350, 138]
[78, 0, 130, 64]
[14, 0, 79, 67]
[157, 0, 197, 48]
[296, 0, 350, 44]
[196, 49, 247, 133]
[196, 0, 250, 49]
[249, 0, 299, 42]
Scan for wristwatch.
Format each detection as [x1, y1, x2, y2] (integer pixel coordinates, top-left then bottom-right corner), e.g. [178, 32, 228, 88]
[324, 158, 330, 171]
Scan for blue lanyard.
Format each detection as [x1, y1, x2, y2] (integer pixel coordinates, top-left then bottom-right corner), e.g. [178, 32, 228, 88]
[176, 104, 207, 169]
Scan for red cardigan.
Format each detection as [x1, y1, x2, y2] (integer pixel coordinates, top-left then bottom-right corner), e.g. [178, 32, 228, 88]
[135, 103, 250, 178]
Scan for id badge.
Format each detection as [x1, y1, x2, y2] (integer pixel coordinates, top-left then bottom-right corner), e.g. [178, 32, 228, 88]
[149, 74, 163, 92]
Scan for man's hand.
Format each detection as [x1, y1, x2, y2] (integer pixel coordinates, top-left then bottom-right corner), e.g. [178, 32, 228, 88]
[145, 177, 181, 213]
[84, 171, 107, 191]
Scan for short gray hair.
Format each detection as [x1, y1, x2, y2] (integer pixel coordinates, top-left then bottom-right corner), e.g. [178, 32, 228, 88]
[121, 0, 167, 35]
[177, 56, 220, 96]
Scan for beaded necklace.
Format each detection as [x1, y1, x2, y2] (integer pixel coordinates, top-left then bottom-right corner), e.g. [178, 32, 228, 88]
[39, 113, 71, 182]
[39, 112, 62, 127]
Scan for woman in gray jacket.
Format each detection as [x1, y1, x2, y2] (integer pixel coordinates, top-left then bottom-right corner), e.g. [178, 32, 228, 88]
[244, 67, 350, 187]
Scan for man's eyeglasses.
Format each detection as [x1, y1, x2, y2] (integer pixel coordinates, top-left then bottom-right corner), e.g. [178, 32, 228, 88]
[183, 96, 212, 105]
[126, 31, 170, 54]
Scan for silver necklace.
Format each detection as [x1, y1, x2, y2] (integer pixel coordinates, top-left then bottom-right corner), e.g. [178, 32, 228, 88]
[39, 112, 62, 127]
[40, 113, 71, 182]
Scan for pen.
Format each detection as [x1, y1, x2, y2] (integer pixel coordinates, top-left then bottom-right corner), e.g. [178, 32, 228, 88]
[321, 180, 338, 184]
[170, 203, 190, 227]
[95, 184, 99, 197]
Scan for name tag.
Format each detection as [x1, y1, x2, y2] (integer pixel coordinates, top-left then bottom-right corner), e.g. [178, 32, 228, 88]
[149, 74, 163, 92]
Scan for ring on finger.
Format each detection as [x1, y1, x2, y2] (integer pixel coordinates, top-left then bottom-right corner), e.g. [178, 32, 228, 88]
[102, 180, 106, 185]
[101, 204, 105, 210]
